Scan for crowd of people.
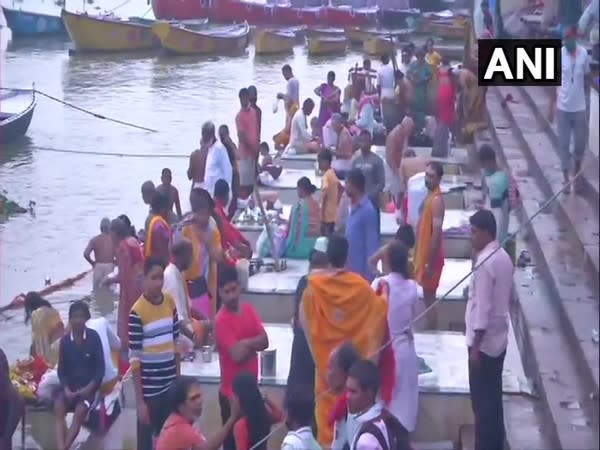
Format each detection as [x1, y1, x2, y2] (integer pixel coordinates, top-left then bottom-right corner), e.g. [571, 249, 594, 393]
[4, 22, 595, 450]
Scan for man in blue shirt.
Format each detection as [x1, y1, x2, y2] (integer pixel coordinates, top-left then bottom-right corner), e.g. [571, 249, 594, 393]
[344, 168, 380, 281]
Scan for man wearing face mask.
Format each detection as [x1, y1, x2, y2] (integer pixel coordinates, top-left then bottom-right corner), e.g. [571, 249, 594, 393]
[549, 26, 591, 193]
[413, 161, 445, 330]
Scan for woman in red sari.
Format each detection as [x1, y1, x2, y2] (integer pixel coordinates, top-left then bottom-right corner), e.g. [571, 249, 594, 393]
[105, 217, 144, 355]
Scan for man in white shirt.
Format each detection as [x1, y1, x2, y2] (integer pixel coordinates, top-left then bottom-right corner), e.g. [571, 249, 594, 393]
[377, 54, 396, 125]
[200, 121, 233, 198]
[278, 64, 300, 107]
[281, 385, 320, 450]
[465, 209, 514, 450]
[549, 26, 591, 193]
[288, 98, 320, 154]
[85, 317, 121, 387]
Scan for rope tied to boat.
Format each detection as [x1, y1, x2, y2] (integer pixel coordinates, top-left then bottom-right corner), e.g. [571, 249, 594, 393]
[247, 171, 583, 450]
[0, 87, 158, 133]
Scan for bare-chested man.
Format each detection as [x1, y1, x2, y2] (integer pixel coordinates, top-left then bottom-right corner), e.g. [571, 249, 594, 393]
[157, 167, 182, 223]
[330, 113, 354, 180]
[385, 116, 415, 205]
[187, 138, 209, 191]
[84, 218, 116, 315]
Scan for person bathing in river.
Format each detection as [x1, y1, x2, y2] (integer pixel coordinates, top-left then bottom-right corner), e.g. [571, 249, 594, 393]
[144, 191, 171, 264]
[103, 217, 144, 352]
[1, 348, 25, 450]
[24, 291, 65, 368]
[157, 168, 183, 223]
[284, 177, 321, 260]
[141, 180, 156, 234]
[84, 217, 115, 291]
[55, 301, 104, 450]
[314, 70, 341, 128]
[219, 124, 241, 219]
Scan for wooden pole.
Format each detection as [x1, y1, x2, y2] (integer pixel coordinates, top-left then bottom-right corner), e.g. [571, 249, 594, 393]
[253, 186, 281, 271]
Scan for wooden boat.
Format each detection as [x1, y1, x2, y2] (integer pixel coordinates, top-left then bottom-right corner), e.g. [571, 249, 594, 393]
[363, 34, 395, 56]
[151, 21, 250, 55]
[254, 28, 295, 55]
[0, 88, 36, 144]
[305, 27, 344, 38]
[61, 10, 158, 52]
[420, 19, 468, 40]
[128, 16, 208, 28]
[2, 7, 66, 37]
[306, 35, 346, 56]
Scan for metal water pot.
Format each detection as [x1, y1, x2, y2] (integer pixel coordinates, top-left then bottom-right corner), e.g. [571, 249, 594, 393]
[260, 349, 277, 378]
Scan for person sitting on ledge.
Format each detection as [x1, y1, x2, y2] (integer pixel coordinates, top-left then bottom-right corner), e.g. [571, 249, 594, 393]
[287, 99, 321, 155]
[257, 142, 282, 182]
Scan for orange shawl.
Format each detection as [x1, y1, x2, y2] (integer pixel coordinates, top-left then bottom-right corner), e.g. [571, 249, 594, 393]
[144, 215, 170, 259]
[413, 186, 445, 288]
[302, 270, 388, 445]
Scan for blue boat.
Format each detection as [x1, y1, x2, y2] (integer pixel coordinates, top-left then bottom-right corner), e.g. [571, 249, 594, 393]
[2, 7, 66, 36]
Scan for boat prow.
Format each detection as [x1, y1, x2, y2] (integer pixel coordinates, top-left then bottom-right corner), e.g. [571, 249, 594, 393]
[61, 9, 159, 52]
[153, 21, 250, 55]
[0, 88, 36, 144]
[254, 28, 296, 55]
[2, 7, 66, 37]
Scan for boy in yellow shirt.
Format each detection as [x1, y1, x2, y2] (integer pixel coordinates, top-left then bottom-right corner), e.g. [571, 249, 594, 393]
[318, 149, 340, 236]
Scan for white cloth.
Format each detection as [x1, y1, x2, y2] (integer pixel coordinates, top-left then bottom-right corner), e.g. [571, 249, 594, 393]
[288, 109, 313, 152]
[332, 403, 384, 450]
[86, 317, 120, 384]
[371, 273, 419, 432]
[557, 45, 591, 113]
[286, 76, 300, 105]
[406, 172, 428, 227]
[384, 161, 400, 197]
[465, 240, 514, 357]
[203, 141, 233, 198]
[323, 118, 338, 148]
[163, 263, 189, 322]
[281, 426, 321, 450]
[377, 63, 395, 99]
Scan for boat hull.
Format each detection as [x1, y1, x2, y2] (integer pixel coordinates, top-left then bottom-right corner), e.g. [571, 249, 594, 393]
[363, 35, 395, 56]
[306, 36, 346, 56]
[420, 21, 467, 40]
[61, 10, 158, 52]
[152, 21, 249, 55]
[253, 29, 295, 55]
[0, 90, 36, 144]
[2, 7, 66, 36]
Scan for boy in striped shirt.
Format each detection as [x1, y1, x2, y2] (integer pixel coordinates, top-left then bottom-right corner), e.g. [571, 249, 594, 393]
[129, 256, 180, 450]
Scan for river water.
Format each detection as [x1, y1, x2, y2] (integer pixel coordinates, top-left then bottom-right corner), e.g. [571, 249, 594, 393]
[0, 5, 375, 364]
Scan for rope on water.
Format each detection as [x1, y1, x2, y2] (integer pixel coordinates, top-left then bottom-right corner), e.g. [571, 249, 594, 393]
[248, 171, 583, 450]
[0, 87, 158, 133]
[27, 145, 189, 158]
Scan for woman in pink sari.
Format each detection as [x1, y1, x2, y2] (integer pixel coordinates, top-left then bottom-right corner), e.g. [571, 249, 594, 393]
[314, 71, 341, 128]
[105, 217, 144, 355]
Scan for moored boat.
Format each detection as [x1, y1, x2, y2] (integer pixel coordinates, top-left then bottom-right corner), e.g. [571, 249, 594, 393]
[377, 8, 420, 29]
[363, 34, 395, 56]
[2, 7, 66, 37]
[305, 27, 344, 38]
[254, 28, 296, 55]
[61, 10, 158, 52]
[306, 35, 346, 56]
[0, 88, 36, 144]
[128, 16, 208, 28]
[152, 21, 249, 55]
[420, 19, 467, 40]
[323, 5, 377, 27]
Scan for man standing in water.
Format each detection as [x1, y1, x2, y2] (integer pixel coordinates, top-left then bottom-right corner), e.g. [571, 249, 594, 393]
[84, 217, 116, 315]
[413, 161, 445, 329]
[236, 87, 259, 198]
[157, 168, 182, 223]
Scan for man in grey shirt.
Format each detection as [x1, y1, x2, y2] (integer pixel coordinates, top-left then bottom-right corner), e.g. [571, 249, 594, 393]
[351, 130, 385, 234]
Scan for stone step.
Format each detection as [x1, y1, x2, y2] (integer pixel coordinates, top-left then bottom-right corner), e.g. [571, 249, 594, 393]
[492, 85, 600, 285]
[517, 85, 599, 217]
[476, 90, 599, 450]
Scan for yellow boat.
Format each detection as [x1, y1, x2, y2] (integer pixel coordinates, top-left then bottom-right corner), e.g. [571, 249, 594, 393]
[61, 9, 158, 52]
[306, 36, 347, 56]
[152, 21, 250, 55]
[254, 28, 296, 54]
[305, 27, 345, 38]
[363, 35, 395, 56]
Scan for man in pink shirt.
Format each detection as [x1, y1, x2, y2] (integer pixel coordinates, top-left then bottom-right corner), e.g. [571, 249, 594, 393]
[465, 209, 513, 450]
[235, 87, 259, 198]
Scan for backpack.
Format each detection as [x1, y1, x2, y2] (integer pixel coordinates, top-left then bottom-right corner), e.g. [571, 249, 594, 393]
[353, 409, 411, 450]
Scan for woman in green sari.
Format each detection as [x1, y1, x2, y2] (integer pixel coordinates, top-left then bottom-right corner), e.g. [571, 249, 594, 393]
[284, 177, 321, 259]
[407, 47, 433, 134]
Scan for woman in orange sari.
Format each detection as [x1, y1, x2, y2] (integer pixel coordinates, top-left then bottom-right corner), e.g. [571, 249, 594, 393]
[144, 190, 171, 263]
[172, 188, 223, 319]
[273, 99, 299, 150]
[105, 217, 144, 353]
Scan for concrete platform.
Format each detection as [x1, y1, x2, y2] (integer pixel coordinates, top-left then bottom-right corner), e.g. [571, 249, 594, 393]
[243, 258, 472, 328]
[279, 145, 469, 172]
[235, 207, 473, 259]
[260, 168, 322, 204]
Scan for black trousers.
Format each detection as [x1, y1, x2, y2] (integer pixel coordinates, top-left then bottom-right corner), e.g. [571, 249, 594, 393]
[468, 348, 506, 450]
[137, 390, 170, 450]
[219, 390, 237, 450]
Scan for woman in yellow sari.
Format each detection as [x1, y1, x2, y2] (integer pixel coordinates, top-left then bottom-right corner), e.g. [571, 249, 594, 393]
[24, 292, 65, 367]
[173, 188, 223, 319]
[273, 99, 299, 150]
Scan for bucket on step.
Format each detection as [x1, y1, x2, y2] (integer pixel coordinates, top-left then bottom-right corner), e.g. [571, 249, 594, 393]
[260, 349, 277, 378]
